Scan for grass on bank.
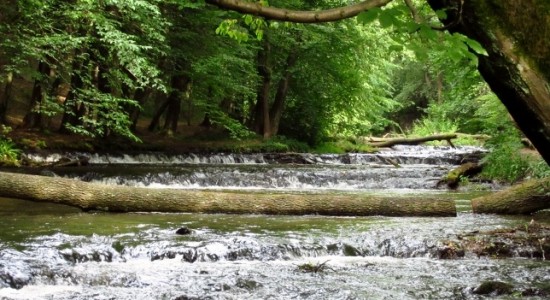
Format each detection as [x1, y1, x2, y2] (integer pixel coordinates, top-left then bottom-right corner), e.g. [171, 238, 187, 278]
[0, 125, 21, 166]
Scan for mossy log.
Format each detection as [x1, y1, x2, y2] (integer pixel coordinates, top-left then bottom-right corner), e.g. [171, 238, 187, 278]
[0, 171, 456, 217]
[472, 178, 550, 214]
[438, 162, 483, 189]
[369, 134, 457, 148]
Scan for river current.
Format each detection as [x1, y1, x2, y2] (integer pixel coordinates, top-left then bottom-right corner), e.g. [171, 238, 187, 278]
[1, 146, 549, 299]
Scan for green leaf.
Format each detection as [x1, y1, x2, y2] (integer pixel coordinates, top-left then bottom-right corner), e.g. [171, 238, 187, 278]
[378, 12, 394, 28]
[435, 9, 447, 19]
[464, 38, 488, 56]
[357, 8, 380, 24]
[244, 14, 253, 25]
[418, 24, 438, 41]
[389, 44, 403, 52]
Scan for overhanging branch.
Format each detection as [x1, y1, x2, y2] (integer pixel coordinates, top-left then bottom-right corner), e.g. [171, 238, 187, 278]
[205, 0, 394, 23]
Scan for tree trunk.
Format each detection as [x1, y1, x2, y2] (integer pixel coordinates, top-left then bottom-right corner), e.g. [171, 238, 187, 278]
[368, 133, 457, 147]
[185, 81, 193, 126]
[60, 50, 88, 134]
[427, 0, 550, 165]
[270, 51, 297, 136]
[163, 75, 190, 133]
[148, 96, 170, 132]
[253, 41, 272, 138]
[437, 162, 483, 189]
[0, 171, 457, 217]
[129, 87, 150, 132]
[206, 0, 393, 23]
[471, 178, 550, 214]
[163, 90, 181, 132]
[0, 72, 13, 124]
[23, 61, 50, 129]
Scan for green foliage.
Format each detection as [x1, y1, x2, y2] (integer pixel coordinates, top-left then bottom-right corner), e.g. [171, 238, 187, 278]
[481, 131, 529, 182]
[215, 19, 250, 42]
[19, 138, 47, 150]
[409, 117, 458, 136]
[278, 17, 399, 143]
[0, 0, 543, 167]
[207, 108, 256, 140]
[0, 139, 20, 166]
[314, 142, 346, 154]
[0, 126, 20, 166]
[357, 1, 485, 64]
[1, 0, 167, 141]
[266, 136, 310, 152]
[528, 159, 550, 179]
[314, 139, 375, 154]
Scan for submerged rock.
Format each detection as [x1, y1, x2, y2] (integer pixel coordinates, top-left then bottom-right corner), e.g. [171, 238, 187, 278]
[473, 281, 514, 295]
[236, 278, 262, 290]
[176, 227, 192, 235]
[458, 223, 550, 260]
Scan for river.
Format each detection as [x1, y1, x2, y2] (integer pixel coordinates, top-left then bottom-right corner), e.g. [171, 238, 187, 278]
[0, 145, 549, 299]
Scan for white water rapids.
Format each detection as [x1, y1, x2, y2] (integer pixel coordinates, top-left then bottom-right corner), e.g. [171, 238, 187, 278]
[1, 145, 549, 299]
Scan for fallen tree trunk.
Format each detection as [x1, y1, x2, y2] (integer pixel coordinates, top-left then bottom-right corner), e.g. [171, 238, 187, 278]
[369, 134, 457, 148]
[0, 171, 456, 217]
[472, 178, 550, 214]
[437, 162, 483, 189]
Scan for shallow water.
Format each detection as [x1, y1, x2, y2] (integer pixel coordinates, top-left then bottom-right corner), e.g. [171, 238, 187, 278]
[20, 145, 494, 191]
[1, 196, 549, 300]
[1, 146, 547, 299]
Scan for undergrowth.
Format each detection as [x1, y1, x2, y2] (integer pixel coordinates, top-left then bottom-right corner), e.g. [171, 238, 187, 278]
[0, 125, 20, 166]
[481, 130, 550, 182]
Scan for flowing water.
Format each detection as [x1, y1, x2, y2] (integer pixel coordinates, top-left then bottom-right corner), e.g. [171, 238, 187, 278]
[1, 146, 549, 299]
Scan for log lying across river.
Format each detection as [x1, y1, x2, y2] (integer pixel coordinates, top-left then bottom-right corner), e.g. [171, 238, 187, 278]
[368, 133, 457, 148]
[0, 171, 456, 217]
[472, 177, 550, 214]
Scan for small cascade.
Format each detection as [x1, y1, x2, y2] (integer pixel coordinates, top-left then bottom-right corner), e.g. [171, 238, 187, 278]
[61, 164, 452, 190]
[21, 145, 489, 191]
[24, 145, 486, 166]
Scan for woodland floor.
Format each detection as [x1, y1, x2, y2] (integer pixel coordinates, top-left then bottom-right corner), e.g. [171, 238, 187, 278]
[5, 112, 264, 153]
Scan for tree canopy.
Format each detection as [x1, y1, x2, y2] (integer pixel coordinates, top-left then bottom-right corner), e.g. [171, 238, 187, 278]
[0, 0, 548, 166]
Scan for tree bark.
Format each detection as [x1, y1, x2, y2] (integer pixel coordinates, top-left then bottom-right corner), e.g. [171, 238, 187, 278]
[471, 178, 550, 214]
[205, 0, 392, 23]
[0, 171, 457, 217]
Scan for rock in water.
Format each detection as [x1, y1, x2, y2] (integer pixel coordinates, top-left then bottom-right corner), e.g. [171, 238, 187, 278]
[176, 227, 192, 235]
[473, 281, 514, 295]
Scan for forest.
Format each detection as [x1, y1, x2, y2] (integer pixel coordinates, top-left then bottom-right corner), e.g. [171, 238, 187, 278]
[0, 0, 549, 182]
[1, 2, 550, 297]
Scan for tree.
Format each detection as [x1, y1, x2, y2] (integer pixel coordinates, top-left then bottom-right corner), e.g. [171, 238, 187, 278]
[206, 0, 550, 165]
[0, 171, 457, 216]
